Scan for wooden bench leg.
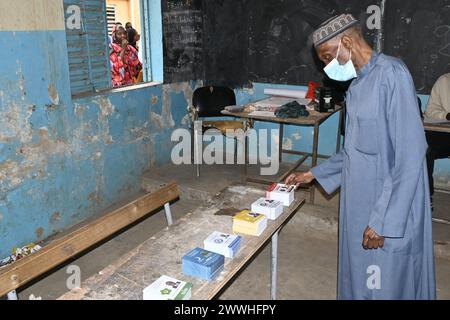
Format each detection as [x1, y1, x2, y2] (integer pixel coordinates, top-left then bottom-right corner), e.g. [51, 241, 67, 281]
[7, 290, 18, 300]
[164, 203, 173, 226]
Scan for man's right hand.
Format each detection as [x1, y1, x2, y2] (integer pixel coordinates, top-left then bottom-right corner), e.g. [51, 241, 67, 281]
[285, 171, 314, 188]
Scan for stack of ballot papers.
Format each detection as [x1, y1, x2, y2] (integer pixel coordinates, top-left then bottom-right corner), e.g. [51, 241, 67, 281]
[251, 198, 284, 220]
[143, 275, 193, 300]
[266, 183, 295, 206]
[182, 247, 224, 281]
[232, 210, 268, 236]
[204, 231, 241, 258]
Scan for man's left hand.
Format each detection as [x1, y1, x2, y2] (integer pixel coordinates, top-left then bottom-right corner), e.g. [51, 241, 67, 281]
[362, 226, 384, 250]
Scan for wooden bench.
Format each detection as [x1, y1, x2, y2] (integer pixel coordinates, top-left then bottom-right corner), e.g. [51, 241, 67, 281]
[0, 182, 179, 299]
[58, 184, 305, 300]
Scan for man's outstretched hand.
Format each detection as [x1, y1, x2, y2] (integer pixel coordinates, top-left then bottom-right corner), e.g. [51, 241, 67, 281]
[362, 226, 384, 250]
[285, 171, 314, 189]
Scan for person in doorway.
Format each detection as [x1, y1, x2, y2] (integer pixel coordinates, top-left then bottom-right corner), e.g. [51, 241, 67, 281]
[109, 22, 123, 44]
[110, 26, 142, 87]
[286, 14, 435, 299]
[125, 22, 140, 50]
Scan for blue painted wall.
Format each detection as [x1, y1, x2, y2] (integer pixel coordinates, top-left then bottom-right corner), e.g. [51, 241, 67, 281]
[0, 27, 193, 258]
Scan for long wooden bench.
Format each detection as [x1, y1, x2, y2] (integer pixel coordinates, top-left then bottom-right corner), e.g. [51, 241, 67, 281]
[0, 182, 179, 299]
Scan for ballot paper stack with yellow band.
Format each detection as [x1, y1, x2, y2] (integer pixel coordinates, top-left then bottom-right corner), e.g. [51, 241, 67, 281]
[143, 275, 192, 300]
[232, 210, 267, 236]
[182, 247, 224, 281]
[251, 198, 284, 220]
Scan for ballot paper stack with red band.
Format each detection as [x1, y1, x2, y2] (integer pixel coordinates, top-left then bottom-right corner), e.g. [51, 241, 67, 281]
[266, 183, 295, 206]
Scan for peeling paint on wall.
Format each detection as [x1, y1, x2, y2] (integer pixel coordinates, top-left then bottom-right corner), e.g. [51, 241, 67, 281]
[150, 112, 166, 129]
[181, 114, 190, 126]
[158, 81, 203, 128]
[91, 152, 102, 161]
[35, 227, 44, 239]
[48, 84, 60, 105]
[292, 132, 301, 140]
[93, 97, 114, 144]
[282, 138, 293, 150]
[93, 97, 114, 118]
[0, 125, 67, 192]
[0, 99, 33, 144]
[50, 212, 61, 222]
[74, 104, 87, 117]
[130, 122, 150, 142]
[0, 33, 195, 259]
[151, 95, 159, 105]
[16, 61, 26, 101]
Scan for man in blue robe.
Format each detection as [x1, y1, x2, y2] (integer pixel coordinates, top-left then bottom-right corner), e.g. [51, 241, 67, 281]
[286, 14, 436, 299]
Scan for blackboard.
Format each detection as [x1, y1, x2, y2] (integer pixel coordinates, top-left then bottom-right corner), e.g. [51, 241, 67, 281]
[162, 0, 203, 83]
[202, 0, 250, 86]
[384, 0, 450, 93]
[200, 0, 378, 87]
[247, 0, 378, 85]
[162, 0, 450, 93]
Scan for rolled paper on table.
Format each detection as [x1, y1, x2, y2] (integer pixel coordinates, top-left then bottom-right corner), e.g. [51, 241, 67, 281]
[263, 88, 307, 99]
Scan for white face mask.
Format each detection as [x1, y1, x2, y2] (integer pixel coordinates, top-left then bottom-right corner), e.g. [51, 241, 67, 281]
[323, 40, 357, 82]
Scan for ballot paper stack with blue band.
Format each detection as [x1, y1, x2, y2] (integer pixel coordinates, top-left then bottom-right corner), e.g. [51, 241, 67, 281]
[203, 231, 241, 258]
[182, 247, 225, 281]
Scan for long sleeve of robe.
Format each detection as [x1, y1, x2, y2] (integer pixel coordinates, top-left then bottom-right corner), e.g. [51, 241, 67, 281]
[310, 52, 436, 300]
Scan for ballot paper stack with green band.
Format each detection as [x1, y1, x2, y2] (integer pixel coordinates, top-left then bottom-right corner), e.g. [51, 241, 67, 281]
[143, 275, 192, 300]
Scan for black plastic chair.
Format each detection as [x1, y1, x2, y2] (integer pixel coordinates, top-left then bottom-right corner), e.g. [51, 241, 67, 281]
[188, 86, 245, 177]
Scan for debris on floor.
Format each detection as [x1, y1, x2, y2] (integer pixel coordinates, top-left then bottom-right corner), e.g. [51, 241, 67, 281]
[0, 243, 42, 269]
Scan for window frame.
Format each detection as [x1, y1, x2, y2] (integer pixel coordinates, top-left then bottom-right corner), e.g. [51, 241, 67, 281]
[64, 0, 163, 99]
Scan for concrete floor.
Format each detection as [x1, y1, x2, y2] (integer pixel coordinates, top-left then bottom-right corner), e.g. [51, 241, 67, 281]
[13, 163, 450, 300]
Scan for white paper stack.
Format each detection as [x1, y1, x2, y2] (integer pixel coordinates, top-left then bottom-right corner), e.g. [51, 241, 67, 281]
[251, 198, 284, 220]
[263, 88, 307, 99]
[143, 275, 193, 300]
[203, 231, 241, 258]
[266, 183, 295, 206]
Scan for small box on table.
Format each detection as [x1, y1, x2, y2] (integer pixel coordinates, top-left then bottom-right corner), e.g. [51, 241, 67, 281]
[266, 183, 295, 206]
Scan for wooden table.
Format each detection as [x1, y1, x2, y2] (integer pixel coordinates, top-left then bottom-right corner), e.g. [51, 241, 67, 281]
[424, 121, 450, 225]
[424, 122, 450, 134]
[58, 184, 305, 300]
[222, 107, 343, 204]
